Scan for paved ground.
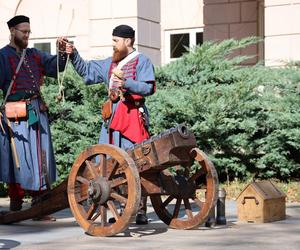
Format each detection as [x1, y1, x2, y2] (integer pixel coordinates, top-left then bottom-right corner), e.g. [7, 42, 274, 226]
[0, 198, 299, 250]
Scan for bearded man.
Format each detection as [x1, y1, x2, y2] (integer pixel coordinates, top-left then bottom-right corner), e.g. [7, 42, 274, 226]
[66, 24, 155, 224]
[0, 15, 68, 220]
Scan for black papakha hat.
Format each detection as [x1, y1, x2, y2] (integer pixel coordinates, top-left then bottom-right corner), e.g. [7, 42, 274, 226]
[112, 25, 135, 38]
[7, 15, 30, 28]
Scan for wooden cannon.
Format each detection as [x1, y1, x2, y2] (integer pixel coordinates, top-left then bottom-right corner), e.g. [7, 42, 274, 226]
[0, 124, 219, 236]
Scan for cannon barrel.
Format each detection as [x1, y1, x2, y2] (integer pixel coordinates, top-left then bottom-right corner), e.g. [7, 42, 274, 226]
[126, 124, 197, 173]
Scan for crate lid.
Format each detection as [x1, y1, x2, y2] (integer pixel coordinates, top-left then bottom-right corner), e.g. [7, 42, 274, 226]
[237, 180, 286, 200]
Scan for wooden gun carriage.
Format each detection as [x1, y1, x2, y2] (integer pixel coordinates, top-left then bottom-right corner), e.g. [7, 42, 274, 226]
[0, 124, 218, 236]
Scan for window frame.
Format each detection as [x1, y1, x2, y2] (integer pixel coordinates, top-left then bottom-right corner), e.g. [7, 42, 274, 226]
[29, 38, 57, 54]
[165, 27, 204, 64]
[29, 37, 75, 54]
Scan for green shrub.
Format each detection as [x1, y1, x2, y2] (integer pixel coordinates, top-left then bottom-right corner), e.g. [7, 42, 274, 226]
[148, 38, 300, 181]
[42, 65, 104, 180]
[1, 38, 299, 193]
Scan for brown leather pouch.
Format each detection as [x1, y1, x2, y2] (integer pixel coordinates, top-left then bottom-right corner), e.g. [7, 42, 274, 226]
[5, 101, 27, 120]
[101, 99, 112, 121]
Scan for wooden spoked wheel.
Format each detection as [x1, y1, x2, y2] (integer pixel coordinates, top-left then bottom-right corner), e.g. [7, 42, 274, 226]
[150, 148, 218, 229]
[68, 144, 141, 237]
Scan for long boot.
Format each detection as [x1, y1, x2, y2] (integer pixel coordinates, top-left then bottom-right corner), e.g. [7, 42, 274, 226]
[135, 196, 148, 225]
[8, 183, 24, 211]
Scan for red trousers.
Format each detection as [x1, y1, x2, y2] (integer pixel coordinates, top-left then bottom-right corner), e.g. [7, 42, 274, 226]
[8, 183, 43, 200]
[8, 183, 25, 201]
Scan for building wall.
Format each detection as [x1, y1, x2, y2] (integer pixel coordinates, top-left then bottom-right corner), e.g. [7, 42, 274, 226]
[0, 0, 90, 58]
[0, 0, 161, 64]
[2, 1, 300, 67]
[265, 0, 300, 66]
[88, 0, 161, 64]
[203, 0, 263, 65]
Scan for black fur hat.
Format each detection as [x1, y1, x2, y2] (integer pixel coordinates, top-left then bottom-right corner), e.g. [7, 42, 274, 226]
[7, 15, 30, 28]
[112, 25, 135, 38]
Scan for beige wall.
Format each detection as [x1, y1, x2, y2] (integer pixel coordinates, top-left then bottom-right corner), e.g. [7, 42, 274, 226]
[0, 0, 90, 57]
[265, 0, 300, 66]
[2, 1, 300, 67]
[88, 0, 161, 64]
[203, 0, 263, 65]
[0, 0, 161, 64]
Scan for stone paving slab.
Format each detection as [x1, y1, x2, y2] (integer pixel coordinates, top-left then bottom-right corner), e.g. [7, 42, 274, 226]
[0, 198, 299, 250]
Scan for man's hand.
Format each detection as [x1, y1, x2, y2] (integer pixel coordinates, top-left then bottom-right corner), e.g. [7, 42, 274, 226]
[112, 68, 125, 88]
[112, 76, 125, 88]
[57, 37, 74, 55]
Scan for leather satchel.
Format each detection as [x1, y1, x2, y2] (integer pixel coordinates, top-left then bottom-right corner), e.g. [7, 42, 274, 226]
[101, 99, 112, 121]
[5, 101, 27, 120]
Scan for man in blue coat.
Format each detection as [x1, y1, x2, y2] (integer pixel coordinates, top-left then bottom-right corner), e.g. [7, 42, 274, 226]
[64, 24, 156, 224]
[0, 15, 67, 219]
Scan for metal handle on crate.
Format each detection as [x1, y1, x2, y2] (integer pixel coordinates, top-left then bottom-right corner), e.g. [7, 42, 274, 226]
[242, 196, 259, 205]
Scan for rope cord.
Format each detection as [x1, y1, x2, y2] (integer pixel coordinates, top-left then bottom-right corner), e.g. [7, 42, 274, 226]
[56, 46, 70, 103]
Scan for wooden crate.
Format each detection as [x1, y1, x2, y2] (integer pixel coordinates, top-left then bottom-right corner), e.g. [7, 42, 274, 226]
[237, 180, 286, 223]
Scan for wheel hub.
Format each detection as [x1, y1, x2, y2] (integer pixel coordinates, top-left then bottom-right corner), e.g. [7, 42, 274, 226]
[87, 177, 110, 205]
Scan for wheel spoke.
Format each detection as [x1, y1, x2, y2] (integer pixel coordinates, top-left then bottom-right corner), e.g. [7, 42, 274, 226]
[100, 205, 107, 225]
[162, 195, 174, 207]
[76, 176, 89, 185]
[85, 160, 98, 179]
[194, 197, 204, 209]
[99, 154, 107, 177]
[107, 200, 120, 221]
[110, 177, 127, 188]
[75, 185, 88, 203]
[173, 198, 182, 218]
[76, 193, 88, 203]
[183, 199, 193, 219]
[108, 160, 119, 180]
[91, 209, 101, 221]
[184, 167, 190, 178]
[86, 203, 98, 220]
[188, 167, 206, 183]
[110, 192, 128, 204]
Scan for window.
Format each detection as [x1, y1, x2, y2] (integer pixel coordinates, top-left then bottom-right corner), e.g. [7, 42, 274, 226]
[170, 33, 189, 58]
[34, 42, 51, 53]
[29, 38, 74, 54]
[165, 28, 203, 64]
[196, 32, 203, 46]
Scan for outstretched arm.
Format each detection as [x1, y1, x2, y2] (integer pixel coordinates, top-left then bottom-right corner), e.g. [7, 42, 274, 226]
[60, 38, 106, 85]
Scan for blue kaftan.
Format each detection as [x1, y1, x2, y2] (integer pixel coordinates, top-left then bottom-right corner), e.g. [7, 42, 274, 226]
[0, 45, 67, 191]
[71, 50, 155, 149]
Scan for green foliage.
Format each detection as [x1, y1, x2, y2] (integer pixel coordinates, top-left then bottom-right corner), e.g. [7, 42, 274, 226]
[148, 37, 300, 181]
[42, 65, 105, 180]
[155, 37, 260, 88]
[0, 183, 7, 197]
[1, 37, 299, 189]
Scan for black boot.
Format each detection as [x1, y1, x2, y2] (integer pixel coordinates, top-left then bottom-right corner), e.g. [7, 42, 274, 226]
[10, 199, 23, 211]
[135, 196, 148, 225]
[135, 211, 148, 225]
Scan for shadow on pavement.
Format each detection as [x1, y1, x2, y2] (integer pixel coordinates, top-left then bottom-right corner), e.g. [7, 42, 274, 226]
[0, 239, 20, 249]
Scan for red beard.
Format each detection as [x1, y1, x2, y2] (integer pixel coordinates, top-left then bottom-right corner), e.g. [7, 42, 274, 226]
[14, 36, 28, 49]
[112, 48, 128, 63]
